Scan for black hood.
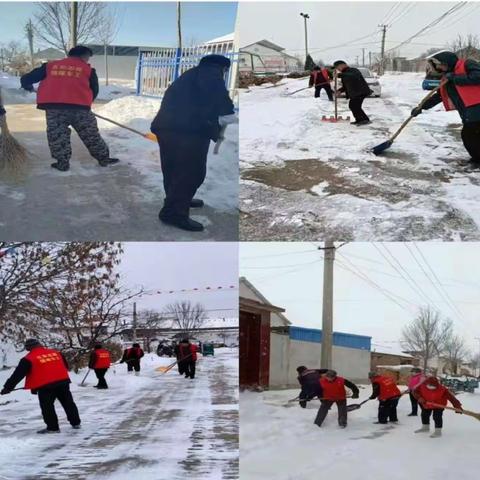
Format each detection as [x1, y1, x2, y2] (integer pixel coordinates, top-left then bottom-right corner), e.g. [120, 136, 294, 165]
[431, 51, 459, 71]
[199, 54, 231, 69]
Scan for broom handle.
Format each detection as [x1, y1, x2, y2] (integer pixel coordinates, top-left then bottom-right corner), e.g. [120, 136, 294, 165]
[334, 72, 338, 120]
[93, 112, 147, 138]
[390, 84, 444, 142]
[428, 402, 464, 414]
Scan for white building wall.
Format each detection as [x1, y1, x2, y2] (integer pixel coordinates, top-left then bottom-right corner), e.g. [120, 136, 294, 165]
[90, 55, 138, 81]
[269, 337, 370, 388]
[240, 43, 299, 73]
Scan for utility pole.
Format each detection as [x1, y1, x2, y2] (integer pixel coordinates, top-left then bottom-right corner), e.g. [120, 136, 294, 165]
[369, 51, 372, 68]
[177, 2, 182, 50]
[133, 302, 137, 342]
[320, 241, 335, 370]
[25, 19, 34, 68]
[300, 13, 310, 63]
[362, 48, 366, 67]
[355, 55, 359, 66]
[70, 1, 78, 50]
[379, 24, 387, 75]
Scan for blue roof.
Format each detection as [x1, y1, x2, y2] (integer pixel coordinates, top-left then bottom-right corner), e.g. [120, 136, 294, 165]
[289, 326, 371, 351]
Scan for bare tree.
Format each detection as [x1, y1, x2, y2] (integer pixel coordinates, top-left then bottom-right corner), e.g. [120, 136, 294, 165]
[137, 309, 167, 352]
[33, 2, 108, 55]
[449, 34, 480, 59]
[164, 300, 206, 337]
[469, 352, 480, 377]
[443, 335, 470, 375]
[97, 7, 120, 86]
[401, 307, 453, 371]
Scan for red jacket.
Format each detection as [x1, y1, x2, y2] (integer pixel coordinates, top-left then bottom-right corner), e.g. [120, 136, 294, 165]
[126, 347, 144, 359]
[92, 349, 111, 369]
[37, 57, 93, 107]
[24, 347, 70, 391]
[441, 59, 480, 111]
[371, 375, 401, 401]
[179, 343, 198, 361]
[309, 68, 330, 87]
[320, 376, 346, 401]
[414, 378, 462, 410]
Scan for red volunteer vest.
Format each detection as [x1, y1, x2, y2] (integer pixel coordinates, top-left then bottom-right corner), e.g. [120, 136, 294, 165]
[312, 69, 329, 85]
[320, 376, 346, 401]
[417, 383, 448, 408]
[440, 59, 480, 111]
[127, 347, 143, 359]
[179, 343, 197, 361]
[24, 347, 69, 390]
[93, 349, 111, 369]
[372, 375, 401, 400]
[37, 57, 93, 107]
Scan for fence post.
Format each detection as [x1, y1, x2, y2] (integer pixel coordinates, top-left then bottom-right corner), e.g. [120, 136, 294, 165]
[173, 47, 182, 81]
[136, 51, 143, 96]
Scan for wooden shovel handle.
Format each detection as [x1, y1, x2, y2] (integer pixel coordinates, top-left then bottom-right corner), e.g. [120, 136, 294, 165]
[93, 112, 147, 138]
[390, 83, 445, 142]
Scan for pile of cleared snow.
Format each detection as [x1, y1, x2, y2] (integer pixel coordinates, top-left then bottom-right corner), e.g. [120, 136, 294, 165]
[95, 95, 238, 212]
[97, 83, 136, 101]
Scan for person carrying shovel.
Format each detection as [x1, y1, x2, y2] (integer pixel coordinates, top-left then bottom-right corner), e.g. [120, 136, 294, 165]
[20, 45, 119, 172]
[120, 342, 144, 376]
[0, 338, 81, 434]
[368, 371, 401, 424]
[410, 51, 480, 167]
[176, 338, 198, 379]
[89, 343, 112, 389]
[413, 375, 463, 438]
[296, 365, 328, 407]
[309, 66, 333, 100]
[314, 370, 359, 428]
[150, 54, 237, 232]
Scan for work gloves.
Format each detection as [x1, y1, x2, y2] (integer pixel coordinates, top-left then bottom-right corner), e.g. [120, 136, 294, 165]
[352, 392, 359, 399]
[0, 387, 10, 395]
[411, 107, 422, 117]
[0, 106, 6, 116]
[299, 400, 307, 408]
[219, 114, 238, 127]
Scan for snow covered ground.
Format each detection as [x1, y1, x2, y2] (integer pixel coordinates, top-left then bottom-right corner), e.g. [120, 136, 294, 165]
[0, 349, 238, 480]
[240, 73, 480, 241]
[0, 73, 238, 241]
[240, 387, 480, 480]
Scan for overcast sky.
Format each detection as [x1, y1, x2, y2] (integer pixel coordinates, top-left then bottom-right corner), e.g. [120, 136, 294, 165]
[240, 242, 480, 355]
[118, 242, 238, 318]
[238, 2, 480, 64]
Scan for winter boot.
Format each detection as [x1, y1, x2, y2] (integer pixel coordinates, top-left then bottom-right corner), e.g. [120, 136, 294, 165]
[51, 162, 69, 172]
[355, 120, 372, 126]
[407, 413, 417, 417]
[430, 428, 442, 438]
[190, 198, 204, 208]
[72, 425, 81, 430]
[37, 428, 60, 434]
[98, 158, 119, 167]
[135, 372, 140, 377]
[414, 425, 430, 433]
[159, 215, 204, 232]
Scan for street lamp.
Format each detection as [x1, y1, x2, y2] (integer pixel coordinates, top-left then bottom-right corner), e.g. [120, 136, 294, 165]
[300, 13, 310, 63]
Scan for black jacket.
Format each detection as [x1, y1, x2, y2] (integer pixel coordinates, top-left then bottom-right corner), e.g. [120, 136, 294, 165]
[151, 63, 235, 142]
[338, 67, 372, 99]
[2, 354, 70, 394]
[20, 62, 99, 111]
[421, 54, 480, 124]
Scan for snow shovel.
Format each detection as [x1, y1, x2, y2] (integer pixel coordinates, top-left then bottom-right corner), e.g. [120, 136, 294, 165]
[79, 369, 91, 386]
[214, 125, 227, 155]
[347, 398, 371, 412]
[282, 86, 311, 97]
[372, 83, 444, 155]
[321, 72, 350, 123]
[428, 402, 480, 421]
[93, 113, 158, 143]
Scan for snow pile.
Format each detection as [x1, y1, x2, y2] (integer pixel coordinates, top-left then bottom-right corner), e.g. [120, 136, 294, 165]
[241, 388, 480, 480]
[95, 96, 238, 212]
[240, 73, 480, 240]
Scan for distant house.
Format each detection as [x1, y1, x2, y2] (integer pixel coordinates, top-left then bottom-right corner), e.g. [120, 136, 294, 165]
[239, 39, 301, 74]
[34, 48, 64, 63]
[371, 348, 420, 370]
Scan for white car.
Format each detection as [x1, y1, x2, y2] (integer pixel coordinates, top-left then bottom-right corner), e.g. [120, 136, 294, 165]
[358, 67, 382, 97]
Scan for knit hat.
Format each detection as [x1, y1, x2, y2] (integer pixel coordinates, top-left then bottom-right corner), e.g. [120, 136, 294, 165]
[199, 54, 231, 68]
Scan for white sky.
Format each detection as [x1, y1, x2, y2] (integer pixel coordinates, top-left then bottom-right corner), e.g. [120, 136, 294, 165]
[238, 2, 480, 64]
[240, 242, 480, 355]
[118, 242, 238, 319]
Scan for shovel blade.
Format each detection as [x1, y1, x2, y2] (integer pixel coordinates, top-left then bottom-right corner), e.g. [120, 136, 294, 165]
[372, 140, 393, 155]
[346, 404, 362, 412]
[144, 132, 158, 142]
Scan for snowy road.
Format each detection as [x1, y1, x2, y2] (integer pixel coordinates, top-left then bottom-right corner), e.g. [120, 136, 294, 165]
[0, 83, 238, 241]
[240, 388, 480, 480]
[240, 73, 480, 241]
[0, 349, 238, 480]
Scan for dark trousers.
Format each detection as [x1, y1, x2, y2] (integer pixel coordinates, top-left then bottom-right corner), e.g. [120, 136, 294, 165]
[314, 399, 347, 427]
[461, 121, 480, 162]
[45, 109, 110, 167]
[127, 360, 140, 372]
[409, 392, 418, 415]
[182, 360, 196, 379]
[378, 398, 399, 423]
[94, 368, 109, 389]
[37, 383, 81, 431]
[349, 96, 370, 122]
[314, 84, 333, 100]
[156, 131, 211, 219]
[421, 407, 444, 428]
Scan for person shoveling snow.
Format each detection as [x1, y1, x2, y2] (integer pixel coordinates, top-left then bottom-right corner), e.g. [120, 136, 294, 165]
[20, 45, 119, 172]
[151, 54, 238, 232]
[409, 50, 480, 167]
[0, 338, 81, 434]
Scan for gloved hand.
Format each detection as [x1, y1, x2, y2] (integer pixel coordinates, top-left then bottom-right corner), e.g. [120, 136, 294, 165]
[352, 392, 359, 399]
[218, 114, 238, 127]
[23, 85, 35, 93]
[299, 400, 307, 408]
[411, 107, 422, 117]
[369, 395, 375, 400]
[455, 408, 463, 414]
[0, 106, 6, 116]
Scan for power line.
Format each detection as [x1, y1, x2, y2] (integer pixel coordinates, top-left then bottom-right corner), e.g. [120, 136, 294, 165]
[388, 3, 417, 26]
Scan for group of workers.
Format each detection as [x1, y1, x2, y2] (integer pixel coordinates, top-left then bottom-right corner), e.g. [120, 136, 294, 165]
[297, 365, 463, 437]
